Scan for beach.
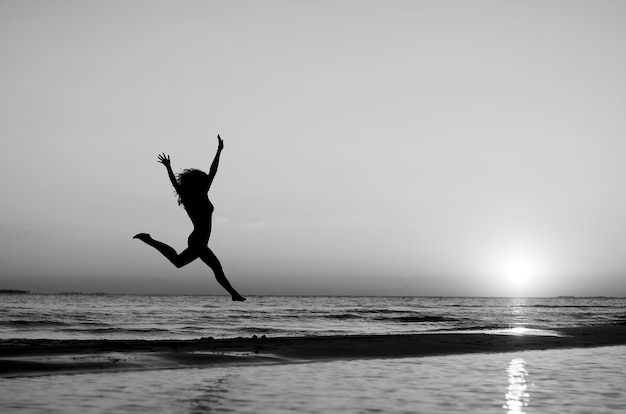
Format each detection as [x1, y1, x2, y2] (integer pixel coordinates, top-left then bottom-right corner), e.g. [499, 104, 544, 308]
[2, 325, 624, 377]
[2, 296, 625, 412]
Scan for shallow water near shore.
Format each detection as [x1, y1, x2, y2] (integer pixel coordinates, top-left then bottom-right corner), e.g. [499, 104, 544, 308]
[2, 345, 624, 413]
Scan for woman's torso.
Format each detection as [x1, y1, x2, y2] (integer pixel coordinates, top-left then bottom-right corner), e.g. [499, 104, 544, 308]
[182, 195, 214, 239]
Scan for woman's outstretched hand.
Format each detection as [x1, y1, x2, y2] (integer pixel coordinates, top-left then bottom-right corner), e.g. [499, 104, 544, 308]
[217, 135, 224, 151]
[157, 153, 171, 167]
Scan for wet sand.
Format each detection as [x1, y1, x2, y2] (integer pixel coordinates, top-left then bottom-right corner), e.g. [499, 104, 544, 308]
[1, 325, 624, 377]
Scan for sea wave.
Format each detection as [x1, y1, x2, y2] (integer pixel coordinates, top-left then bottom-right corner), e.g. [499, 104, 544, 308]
[527, 304, 622, 308]
[376, 315, 458, 323]
[2, 320, 70, 327]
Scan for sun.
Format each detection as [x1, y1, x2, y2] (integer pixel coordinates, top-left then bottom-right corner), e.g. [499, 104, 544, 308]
[506, 260, 532, 285]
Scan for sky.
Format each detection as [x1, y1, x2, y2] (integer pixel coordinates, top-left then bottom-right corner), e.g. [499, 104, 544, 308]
[1, 0, 625, 297]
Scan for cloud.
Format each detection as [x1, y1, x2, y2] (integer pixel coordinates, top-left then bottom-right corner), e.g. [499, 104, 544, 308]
[214, 215, 266, 229]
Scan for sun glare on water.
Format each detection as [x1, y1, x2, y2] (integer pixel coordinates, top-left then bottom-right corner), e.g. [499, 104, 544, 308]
[506, 260, 532, 285]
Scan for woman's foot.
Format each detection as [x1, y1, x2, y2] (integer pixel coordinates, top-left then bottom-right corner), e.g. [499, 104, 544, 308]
[232, 294, 246, 302]
[133, 233, 152, 242]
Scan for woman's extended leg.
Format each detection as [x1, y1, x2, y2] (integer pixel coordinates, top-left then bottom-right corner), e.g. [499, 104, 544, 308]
[199, 248, 246, 301]
[133, 233, 198, 268]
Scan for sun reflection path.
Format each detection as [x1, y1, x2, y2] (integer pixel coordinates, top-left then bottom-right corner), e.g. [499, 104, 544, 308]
[504, 358, 530, 413]
[508, 297, 527, 330]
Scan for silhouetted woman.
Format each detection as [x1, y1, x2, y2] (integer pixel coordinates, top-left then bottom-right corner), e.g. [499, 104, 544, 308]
[134, 135, 246, 301]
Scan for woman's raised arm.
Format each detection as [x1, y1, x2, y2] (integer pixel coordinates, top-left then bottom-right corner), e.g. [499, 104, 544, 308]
[158, 153, 181, 194]
[207, 135, 223, 188]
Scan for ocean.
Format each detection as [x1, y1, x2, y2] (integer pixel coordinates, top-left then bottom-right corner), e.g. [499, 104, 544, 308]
[1, 295, 625, 413]
[1, 294, 624, 341]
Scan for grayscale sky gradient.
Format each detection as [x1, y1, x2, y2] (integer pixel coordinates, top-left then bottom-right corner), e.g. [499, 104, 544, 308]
[1, 0, 625, 296]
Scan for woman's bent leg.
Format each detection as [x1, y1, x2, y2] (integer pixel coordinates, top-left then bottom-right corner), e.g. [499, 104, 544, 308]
[134, 233, 198, 268]
[199, 248, 246, 301]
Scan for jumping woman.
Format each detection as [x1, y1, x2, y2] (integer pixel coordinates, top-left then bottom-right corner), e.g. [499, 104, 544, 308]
[134, 135, 246, 301]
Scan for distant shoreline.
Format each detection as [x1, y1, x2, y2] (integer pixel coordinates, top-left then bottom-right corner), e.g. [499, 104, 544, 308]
[1, 325, 624, 378]
[0, 290, 29, 294]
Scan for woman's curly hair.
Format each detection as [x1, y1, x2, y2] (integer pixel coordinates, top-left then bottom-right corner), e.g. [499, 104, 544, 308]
[175, 168, 209, 206]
